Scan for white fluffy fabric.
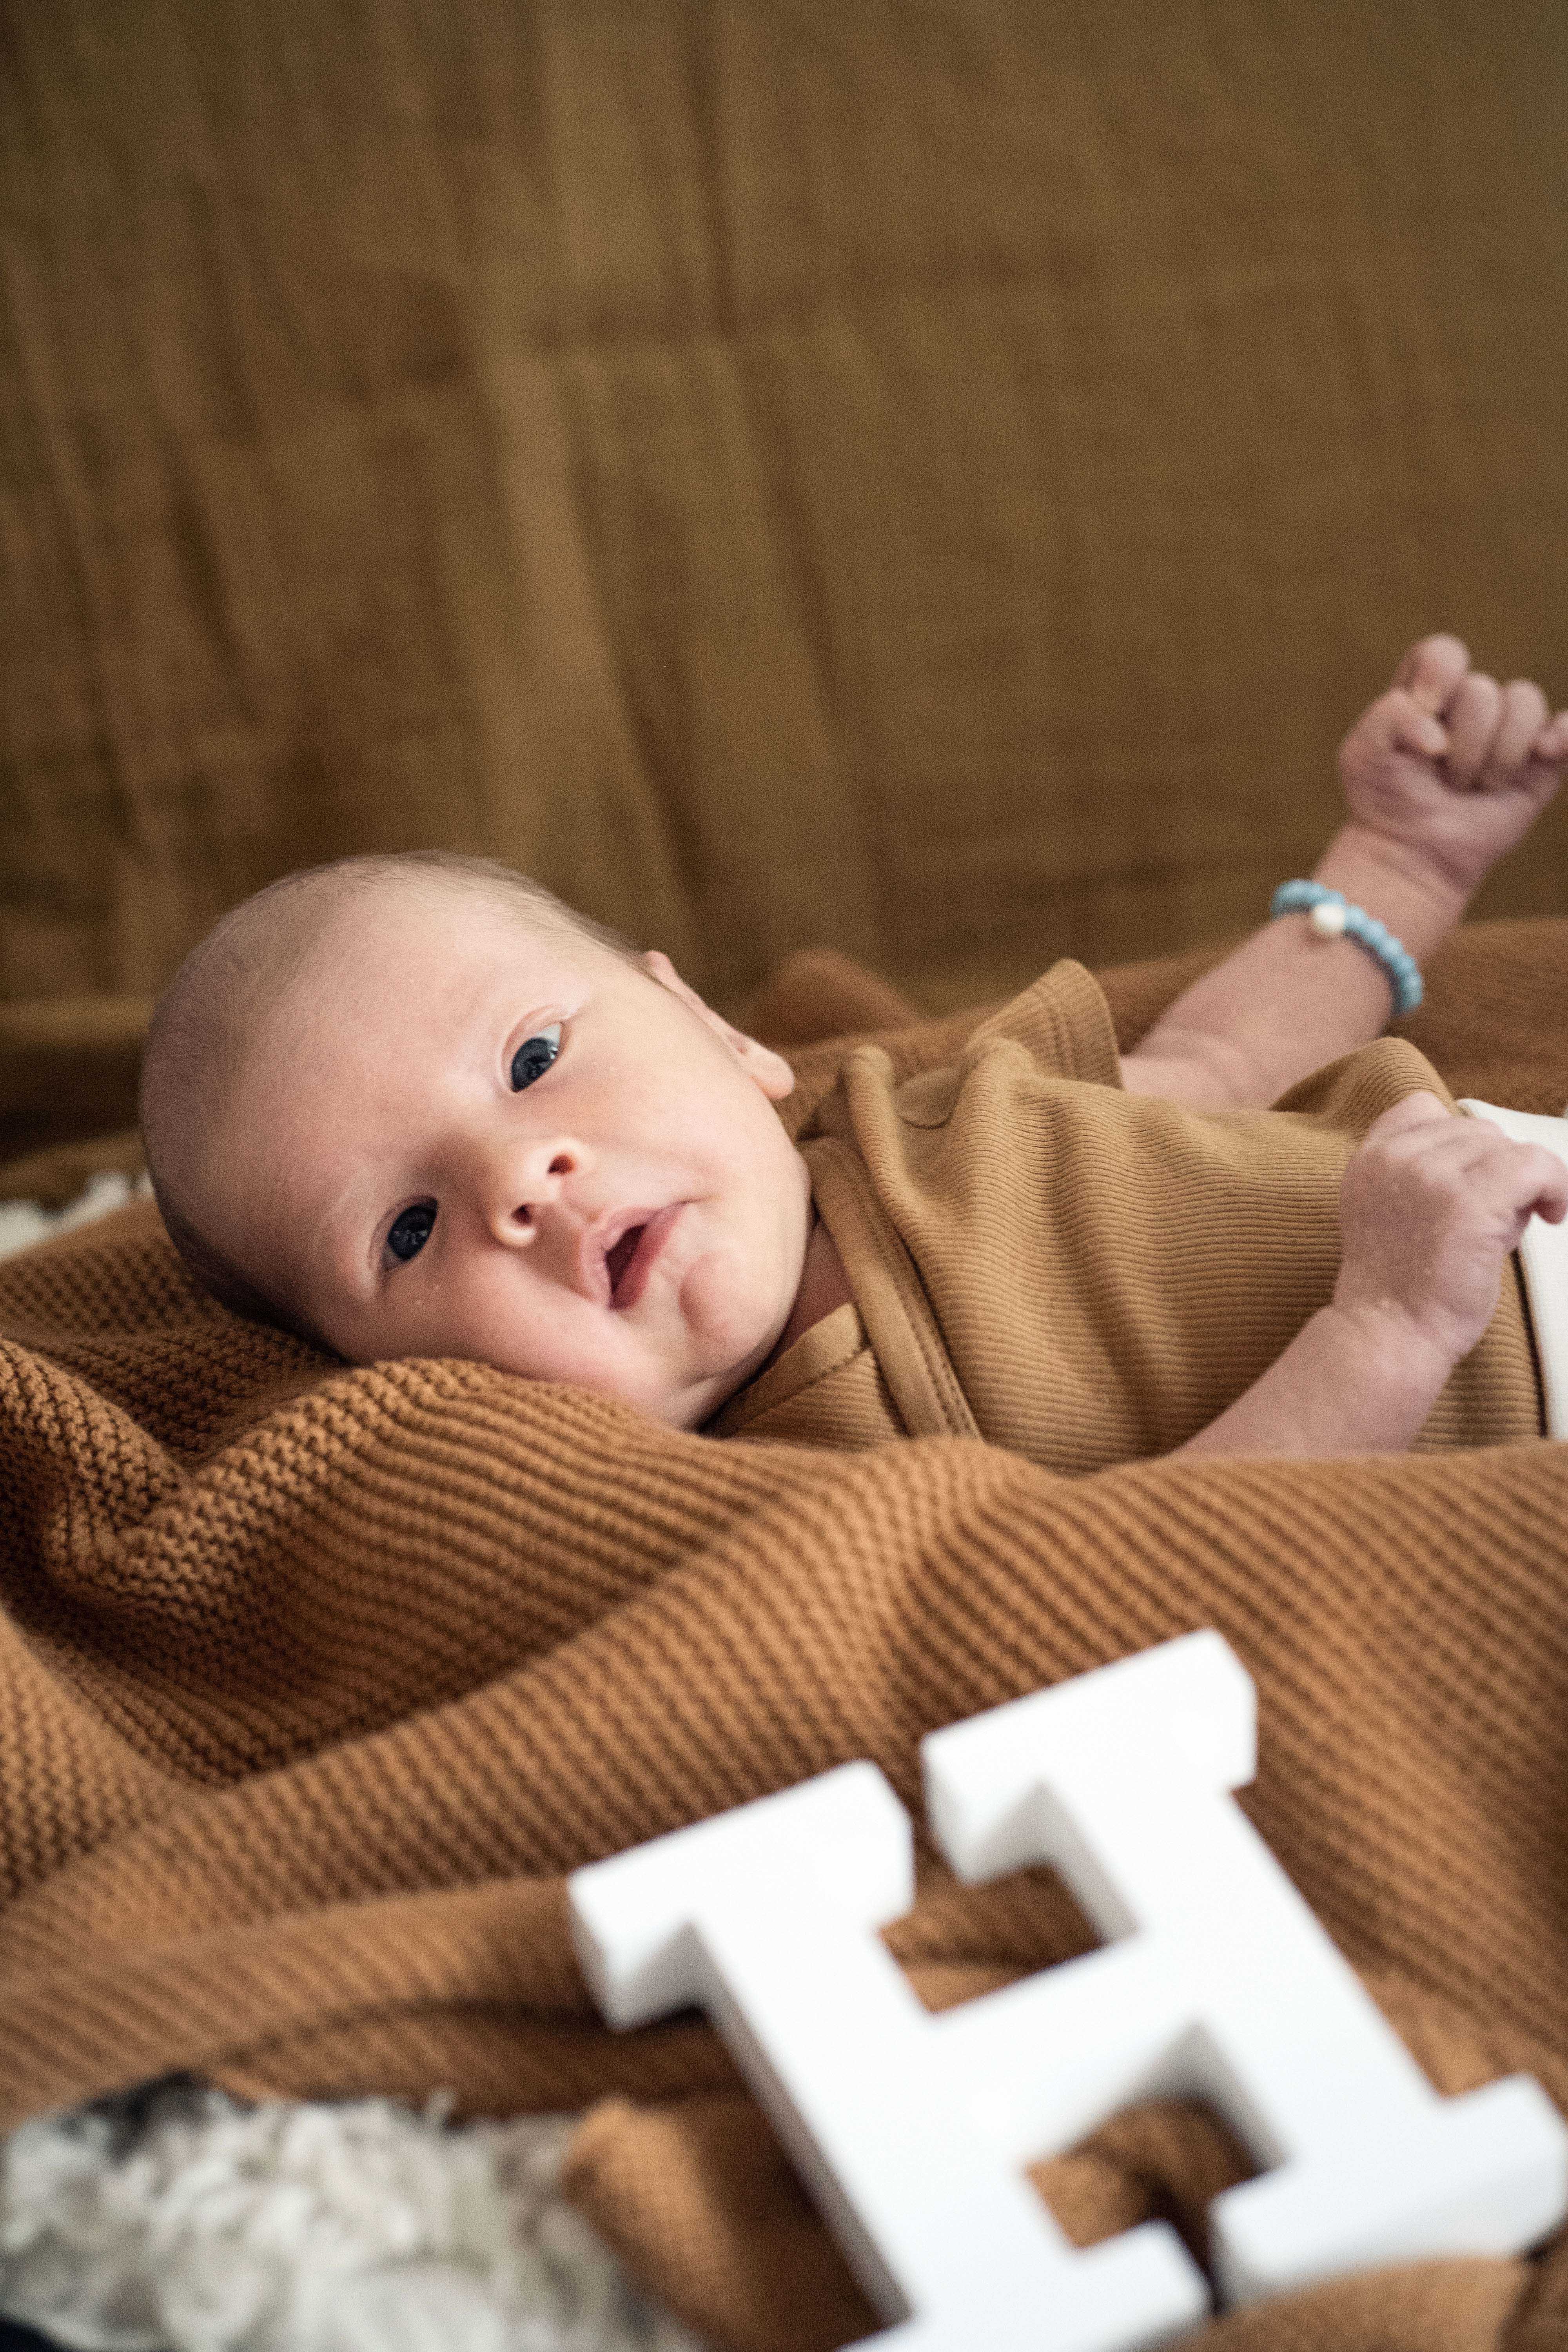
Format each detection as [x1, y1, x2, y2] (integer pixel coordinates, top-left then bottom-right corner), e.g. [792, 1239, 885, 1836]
[0, 1171, 152, 1261]
[0, 2083, 705, 2352]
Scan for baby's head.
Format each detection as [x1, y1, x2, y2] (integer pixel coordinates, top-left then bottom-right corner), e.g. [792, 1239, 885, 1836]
[141, 853, 810, 1428]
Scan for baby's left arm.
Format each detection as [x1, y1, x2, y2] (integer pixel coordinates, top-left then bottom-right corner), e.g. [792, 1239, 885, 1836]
[1122, 637, 1568, 1111]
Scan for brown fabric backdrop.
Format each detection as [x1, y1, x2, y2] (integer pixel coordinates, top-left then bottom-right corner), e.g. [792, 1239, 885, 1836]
[2, 0, 1567, 1065]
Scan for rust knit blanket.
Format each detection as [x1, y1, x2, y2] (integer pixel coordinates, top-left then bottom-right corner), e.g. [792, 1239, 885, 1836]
[4, 922, 1568, 2352]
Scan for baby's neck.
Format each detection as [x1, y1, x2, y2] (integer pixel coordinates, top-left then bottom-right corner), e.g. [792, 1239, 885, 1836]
[769, 1212, 853, 1362]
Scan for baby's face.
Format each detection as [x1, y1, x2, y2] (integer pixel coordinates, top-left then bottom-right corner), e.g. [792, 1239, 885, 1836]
[199, 889, 811, 1428]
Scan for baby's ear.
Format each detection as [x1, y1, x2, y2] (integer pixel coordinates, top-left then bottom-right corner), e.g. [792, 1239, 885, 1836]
[643, 951, 797, 1102]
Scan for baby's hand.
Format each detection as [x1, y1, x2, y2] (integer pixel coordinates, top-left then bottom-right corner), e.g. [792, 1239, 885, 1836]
[1334, 1093, 1568, 1372]
[1338, 635, 1568, 898]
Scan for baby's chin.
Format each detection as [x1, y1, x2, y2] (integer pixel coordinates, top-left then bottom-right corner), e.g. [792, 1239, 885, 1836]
[664, 1241, 803, 1412]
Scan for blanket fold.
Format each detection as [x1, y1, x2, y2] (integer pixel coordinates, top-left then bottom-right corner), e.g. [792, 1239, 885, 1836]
[4, 920, 1568, 2351]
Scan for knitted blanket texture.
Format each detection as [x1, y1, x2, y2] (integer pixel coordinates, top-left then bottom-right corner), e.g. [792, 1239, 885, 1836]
[4, 925, 1568, 2352]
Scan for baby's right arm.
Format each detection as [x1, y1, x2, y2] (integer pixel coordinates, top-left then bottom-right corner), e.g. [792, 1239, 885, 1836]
[1122, 637, 1568, 1114]
[1174, 1098, 1568, 1460]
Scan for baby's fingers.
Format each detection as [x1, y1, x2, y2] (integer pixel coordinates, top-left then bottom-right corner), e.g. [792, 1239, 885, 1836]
[1386, 690, 1449, 761]
[1533, 709, 1568, 766]
[1504, 1142, 1568, 1230]
[1443, 670, 1503, 788]
[1394, 633, 1470, 712]
[1480, 678, 1549, 784]
[1523, 1143, 1568, 1232]
[1464, 1119, 1568, 1229]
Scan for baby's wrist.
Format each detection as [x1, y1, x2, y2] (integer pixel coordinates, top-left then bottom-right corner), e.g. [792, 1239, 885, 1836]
[1320, 1294, 1462, 1417]
[1311, 824, 1470, 964]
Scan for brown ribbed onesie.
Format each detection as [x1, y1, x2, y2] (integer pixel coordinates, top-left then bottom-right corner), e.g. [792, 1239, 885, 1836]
[714, 962, 1542, 1466]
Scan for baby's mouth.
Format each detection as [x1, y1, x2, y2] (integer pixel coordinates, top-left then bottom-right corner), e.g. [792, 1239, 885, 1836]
[601, 1204, 683, 1311]
[605, 1223, 647, 1301]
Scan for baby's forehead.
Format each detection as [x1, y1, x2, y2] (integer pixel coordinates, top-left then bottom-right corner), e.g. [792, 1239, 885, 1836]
[205, 884, 563, 1161]
[254, 887, 642, 1115]
[289, 878, 581, 1000]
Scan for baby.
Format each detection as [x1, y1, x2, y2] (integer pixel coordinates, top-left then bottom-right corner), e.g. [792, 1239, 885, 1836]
[140, 635, 1568, 1465]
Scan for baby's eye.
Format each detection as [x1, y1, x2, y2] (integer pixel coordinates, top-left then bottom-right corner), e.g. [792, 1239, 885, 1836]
[387, 1201, 436, 1265]
[510, 1023, 562, 1091]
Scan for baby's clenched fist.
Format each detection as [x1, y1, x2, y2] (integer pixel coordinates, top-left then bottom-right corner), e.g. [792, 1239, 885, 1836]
[1339, 635, 1568, 900]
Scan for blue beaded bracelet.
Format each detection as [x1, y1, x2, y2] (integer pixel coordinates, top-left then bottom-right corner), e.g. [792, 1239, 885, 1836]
[1269, 881, 1423, 1016]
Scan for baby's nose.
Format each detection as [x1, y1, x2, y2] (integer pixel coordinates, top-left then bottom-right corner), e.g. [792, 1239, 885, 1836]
[485, 1135, 595, 1244]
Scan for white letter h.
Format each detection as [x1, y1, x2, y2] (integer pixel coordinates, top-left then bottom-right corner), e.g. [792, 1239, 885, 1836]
[570, 1633, 1566, 2351]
